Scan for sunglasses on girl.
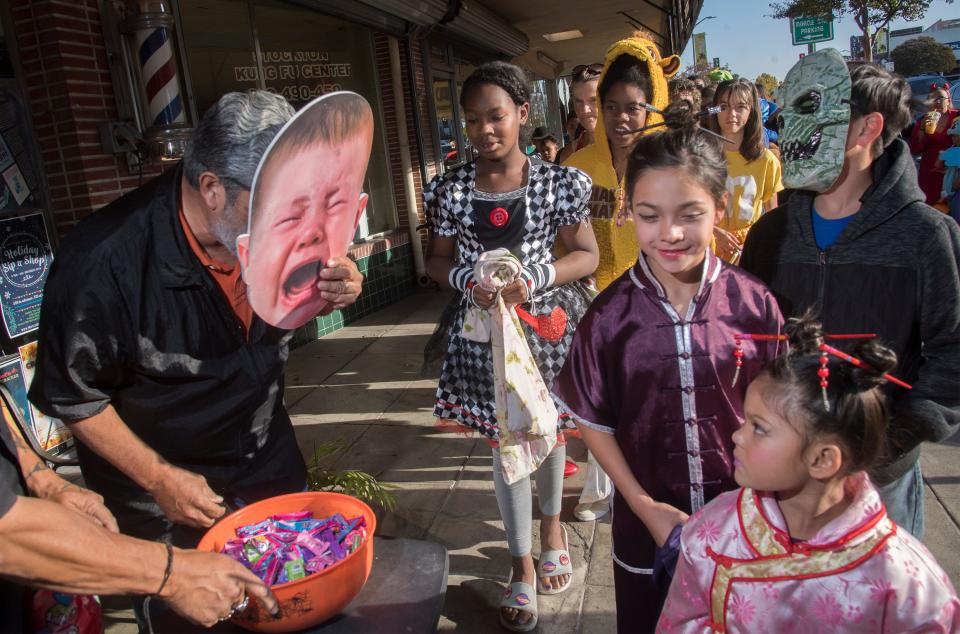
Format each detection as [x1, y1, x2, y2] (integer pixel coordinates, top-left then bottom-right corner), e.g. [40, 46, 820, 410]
[571, 63, 603, 81]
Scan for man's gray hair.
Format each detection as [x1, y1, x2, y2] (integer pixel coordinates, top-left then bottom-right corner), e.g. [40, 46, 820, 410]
[182, 90, 295, 205]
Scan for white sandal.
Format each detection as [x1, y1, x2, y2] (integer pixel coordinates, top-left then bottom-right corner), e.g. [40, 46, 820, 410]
[499, 580, 538, 632]
[537, 524, 573, 595]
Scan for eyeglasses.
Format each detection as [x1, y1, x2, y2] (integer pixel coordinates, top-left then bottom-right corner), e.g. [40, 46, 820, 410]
[571, 63, 603, 81]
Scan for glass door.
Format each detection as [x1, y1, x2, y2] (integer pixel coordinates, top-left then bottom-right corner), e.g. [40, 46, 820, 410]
[432, 77, 461, 171]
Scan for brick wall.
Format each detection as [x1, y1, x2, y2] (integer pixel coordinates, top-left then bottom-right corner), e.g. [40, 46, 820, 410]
[11, 0, 162, 240]
[13, 2, 441, 248]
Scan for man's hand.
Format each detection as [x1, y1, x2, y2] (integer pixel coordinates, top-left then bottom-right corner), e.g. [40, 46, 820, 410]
[19, 445, 120, 533]
[149, 464, 225, 528]
[45, 482, 119, 533]
[162, 548, 279, 627]
[317, 256, 363, 311]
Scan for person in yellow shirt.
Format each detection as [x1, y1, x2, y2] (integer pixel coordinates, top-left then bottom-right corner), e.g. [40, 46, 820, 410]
[564, 32, 680, 290]
[561, 33, 680, 523]
[707, 78, 783, 263]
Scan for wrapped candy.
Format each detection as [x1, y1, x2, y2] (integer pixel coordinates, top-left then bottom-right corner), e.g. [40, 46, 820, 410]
[220, 511, 367, 586]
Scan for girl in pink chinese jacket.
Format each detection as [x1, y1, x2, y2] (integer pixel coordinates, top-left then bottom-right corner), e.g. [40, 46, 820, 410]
[658, 316, 959, 633]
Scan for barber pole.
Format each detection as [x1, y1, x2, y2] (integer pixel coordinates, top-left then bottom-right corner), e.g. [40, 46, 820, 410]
[134, 25, 185, 127]
[116, 1, 193, 160]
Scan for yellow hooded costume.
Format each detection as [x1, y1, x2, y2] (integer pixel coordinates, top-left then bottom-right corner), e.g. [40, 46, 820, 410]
[563, 34, 680, 290]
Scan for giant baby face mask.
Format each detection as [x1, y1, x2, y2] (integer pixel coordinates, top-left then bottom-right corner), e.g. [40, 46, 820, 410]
[778, 48, 852, 192]
[237, 91, 374, 330]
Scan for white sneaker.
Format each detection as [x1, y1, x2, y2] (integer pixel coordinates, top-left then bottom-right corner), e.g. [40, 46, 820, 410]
[574, 499, 610, 522]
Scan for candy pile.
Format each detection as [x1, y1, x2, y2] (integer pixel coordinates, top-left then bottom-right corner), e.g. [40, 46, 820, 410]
[221, 511, 367, 586]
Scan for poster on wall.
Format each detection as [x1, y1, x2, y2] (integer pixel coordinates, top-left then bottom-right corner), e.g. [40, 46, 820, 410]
[0, 213, 54, 339]
[18, 341, 72, 456]
[0, 354, 33, 432]
[236, 91, 372, 329]
[0, 82, 42, 212]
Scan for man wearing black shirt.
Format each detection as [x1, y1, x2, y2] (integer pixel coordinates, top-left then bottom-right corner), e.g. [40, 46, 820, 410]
[29, 90, 364, 549]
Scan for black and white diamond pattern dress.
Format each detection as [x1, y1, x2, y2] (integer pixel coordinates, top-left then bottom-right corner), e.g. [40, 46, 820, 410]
[424, 159, 593, 439]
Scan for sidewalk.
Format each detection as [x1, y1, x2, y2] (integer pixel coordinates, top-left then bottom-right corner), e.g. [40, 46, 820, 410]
[283, 289, 614, 632]
[283, 289, 960, 630]
[103, 288, 960, 632]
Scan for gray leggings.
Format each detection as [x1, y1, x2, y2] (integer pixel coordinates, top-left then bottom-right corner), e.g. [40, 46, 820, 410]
[491, 443, 566, 557]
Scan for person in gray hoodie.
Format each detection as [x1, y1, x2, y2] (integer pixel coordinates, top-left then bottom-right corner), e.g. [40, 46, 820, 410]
[740, 59, 960, 539]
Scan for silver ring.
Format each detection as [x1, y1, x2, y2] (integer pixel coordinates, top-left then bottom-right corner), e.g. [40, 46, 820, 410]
[230, 596, 249, 617]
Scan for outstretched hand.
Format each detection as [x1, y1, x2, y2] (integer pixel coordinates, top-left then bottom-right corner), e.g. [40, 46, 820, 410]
[150, 464, 225, 528]
[163, 549, 279, 627]
[46, 482, 119, 533]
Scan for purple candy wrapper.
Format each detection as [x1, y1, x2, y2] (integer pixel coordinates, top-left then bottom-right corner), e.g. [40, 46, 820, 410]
[272, 511, 312, 522]
[275, 518, 323, 532]
[221, 511, 366, 586]
[295, 531, 330, 559]
[320, 529, 346, 561]
[337, 517, 363, 542]
[236, 519, 274, 537]
[305, 553, 336, 573]
[261, 551, 284, 586]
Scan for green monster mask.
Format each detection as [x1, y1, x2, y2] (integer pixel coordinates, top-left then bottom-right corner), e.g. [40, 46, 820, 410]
[778, 48, 851, 192]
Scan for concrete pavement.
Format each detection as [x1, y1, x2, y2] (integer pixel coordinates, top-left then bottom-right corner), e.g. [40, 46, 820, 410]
[104, 288, 960, 632]
[282, 289, 616, 632]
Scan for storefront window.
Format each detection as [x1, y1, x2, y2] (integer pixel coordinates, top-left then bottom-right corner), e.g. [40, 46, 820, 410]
[454, 60, 476, 162]
[432, 78, 461, 171]
[0, 19, 45, 215]
[178, 0, 256, 116]
[528, 77, 564, 144]
[179, 0, 397, 238]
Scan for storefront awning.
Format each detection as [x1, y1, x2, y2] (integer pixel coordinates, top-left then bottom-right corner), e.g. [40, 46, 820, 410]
[356, 0, 529, 57]
[481, 0, 704, 77]
[291, 0, 701, 72]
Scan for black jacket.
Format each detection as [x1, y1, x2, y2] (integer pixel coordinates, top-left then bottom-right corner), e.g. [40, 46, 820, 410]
[741, 139, 960, 484]
[30, 166, 307, 534]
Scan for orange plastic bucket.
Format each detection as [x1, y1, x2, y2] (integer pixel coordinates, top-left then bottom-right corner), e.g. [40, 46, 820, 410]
[196, 491, 376, 633]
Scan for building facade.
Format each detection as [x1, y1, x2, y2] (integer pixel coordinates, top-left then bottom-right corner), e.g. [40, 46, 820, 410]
[890, 19, 960, 64]
[2, 0, 700, 349]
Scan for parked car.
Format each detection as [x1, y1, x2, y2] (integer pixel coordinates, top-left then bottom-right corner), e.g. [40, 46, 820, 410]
[950, 81, 960, 108]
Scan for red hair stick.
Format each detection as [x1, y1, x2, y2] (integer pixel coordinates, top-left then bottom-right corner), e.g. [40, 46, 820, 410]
[818, 343, 913, 390]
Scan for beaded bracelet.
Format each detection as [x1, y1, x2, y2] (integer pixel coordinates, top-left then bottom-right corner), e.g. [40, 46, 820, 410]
[155, 542, 174, 596]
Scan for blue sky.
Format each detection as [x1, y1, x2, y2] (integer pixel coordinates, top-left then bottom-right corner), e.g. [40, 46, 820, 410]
[679, 0, 958, 82]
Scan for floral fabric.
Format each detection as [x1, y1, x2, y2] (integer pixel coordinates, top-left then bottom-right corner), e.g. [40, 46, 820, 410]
[658, 472, 960, 633]
[473, 249, 557, 485]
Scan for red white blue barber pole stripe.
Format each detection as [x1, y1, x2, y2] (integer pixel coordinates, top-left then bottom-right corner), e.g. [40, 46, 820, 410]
[135, 26, 185, 127]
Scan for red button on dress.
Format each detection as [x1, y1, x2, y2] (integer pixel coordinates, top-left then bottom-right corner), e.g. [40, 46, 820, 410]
[489, 207, 509, 227]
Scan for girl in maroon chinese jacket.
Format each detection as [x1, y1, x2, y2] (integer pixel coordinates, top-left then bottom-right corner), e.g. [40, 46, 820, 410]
[552, 103, 783, 632]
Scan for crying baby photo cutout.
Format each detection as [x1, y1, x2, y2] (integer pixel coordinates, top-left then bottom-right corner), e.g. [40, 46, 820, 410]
[237, 91, 374, 330]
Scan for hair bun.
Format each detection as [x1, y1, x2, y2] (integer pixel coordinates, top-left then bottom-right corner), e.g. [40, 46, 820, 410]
[661, 100, 700, 131]
[784, 312, 824, 356]
[849, 339, 898, 391]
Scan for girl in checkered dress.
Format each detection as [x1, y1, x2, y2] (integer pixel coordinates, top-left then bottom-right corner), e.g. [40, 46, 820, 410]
[424, 62, 599, 631]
